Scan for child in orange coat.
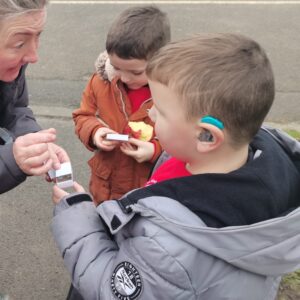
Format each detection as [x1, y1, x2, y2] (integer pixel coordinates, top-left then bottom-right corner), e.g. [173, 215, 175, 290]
[73, 6, 171, 204]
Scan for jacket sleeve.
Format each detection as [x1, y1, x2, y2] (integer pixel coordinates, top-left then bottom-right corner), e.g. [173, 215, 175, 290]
[51, 195, 195, 300]
[0, 67, 41, 193]
[72, 74, 106, 151]
[0, 143, 26, 193]
[7, 66, 41, 137]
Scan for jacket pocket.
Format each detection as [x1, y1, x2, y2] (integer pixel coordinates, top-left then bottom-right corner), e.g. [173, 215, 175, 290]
[88, 155, 112, 180]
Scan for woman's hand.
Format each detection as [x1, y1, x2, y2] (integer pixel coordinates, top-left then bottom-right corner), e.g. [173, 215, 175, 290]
[47, 142, 70, 167]
[13, 128, 59, 175]
[120, 138, 154, 163]
[52, 181, 85, 204]
[93, 127, 119, 151]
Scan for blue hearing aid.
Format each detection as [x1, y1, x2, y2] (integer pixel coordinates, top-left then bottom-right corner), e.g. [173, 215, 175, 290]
[200, 115, 224, 130]
[199, 115, 224, 142]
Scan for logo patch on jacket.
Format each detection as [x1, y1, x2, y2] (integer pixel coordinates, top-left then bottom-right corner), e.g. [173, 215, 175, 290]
[111, 261, 143, 299]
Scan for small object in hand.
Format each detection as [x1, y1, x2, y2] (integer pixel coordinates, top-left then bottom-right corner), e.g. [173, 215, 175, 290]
[105, 133, 129, 141]
[124, 121, 153, 142]
[48, 162, 73, 189]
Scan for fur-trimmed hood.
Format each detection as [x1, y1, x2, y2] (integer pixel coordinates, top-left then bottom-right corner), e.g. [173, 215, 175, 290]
[94, 51, 116, 82]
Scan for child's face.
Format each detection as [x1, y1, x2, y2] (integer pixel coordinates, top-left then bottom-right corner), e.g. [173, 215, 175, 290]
[148, 79, 199, 162]
[109, 53, 148, 90]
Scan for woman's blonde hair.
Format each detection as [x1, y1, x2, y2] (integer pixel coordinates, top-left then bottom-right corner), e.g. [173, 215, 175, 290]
[0, 0, 48, 20]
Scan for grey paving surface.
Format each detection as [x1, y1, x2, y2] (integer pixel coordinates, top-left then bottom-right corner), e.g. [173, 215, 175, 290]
[0, 117, 92, 300]
[26, 2, 300, 123]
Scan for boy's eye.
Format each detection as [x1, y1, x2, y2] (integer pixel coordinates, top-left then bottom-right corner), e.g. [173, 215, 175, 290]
[132, 71, 144, 76]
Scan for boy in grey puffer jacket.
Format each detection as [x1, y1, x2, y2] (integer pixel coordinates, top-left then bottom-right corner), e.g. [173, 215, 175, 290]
[51, 33, 300, 300]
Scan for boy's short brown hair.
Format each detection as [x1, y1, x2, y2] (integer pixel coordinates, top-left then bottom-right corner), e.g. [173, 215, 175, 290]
[146, 33, 275, 146]
[106, 5, 170, 60]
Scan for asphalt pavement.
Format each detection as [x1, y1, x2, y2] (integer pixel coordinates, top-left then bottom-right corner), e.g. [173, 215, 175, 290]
[1, 1, 300, 299]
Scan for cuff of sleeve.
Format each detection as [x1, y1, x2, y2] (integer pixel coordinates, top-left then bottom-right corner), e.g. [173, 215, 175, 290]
[54, 192, 93, 215]
[66, 193, 93, 205]
[88, 126, 102, 150]
[0, 143, 26, 180]
[149, 140, 162, 163]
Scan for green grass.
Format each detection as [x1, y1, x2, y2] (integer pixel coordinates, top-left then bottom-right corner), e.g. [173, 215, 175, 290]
[284, 129, 300, 140]
[277, 271, 300, 300]
[276, 129, 300, 299]
[281, 270, 300, 287]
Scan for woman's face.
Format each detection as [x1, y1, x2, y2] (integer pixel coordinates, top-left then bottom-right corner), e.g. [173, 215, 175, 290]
[0, 9, 46, 82]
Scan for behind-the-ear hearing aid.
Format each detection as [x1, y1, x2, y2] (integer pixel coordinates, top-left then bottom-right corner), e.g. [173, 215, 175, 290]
[198, 129, 214, 142]
[198, 115, 224, 142]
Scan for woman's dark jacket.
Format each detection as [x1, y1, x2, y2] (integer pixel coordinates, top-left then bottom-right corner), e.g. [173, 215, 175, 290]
[0, 66, 41, 193]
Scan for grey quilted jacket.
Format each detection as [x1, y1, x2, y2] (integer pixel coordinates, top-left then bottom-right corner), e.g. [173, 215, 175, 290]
[52, 127, 300, 300]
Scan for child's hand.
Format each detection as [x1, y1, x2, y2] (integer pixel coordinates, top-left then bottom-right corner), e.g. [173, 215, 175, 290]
[52, 181, 85, 204]
[93, 127, 119, 151]
[120, 138, 154, 163]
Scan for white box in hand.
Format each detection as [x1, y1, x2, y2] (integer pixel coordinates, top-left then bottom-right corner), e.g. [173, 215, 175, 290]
[105, 133, 129, 141]
[48, 162, 73, 189]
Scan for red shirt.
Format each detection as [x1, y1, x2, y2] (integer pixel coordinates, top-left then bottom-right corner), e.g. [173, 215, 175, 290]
[127, 86, 151, 113]
[145, 157, 192, 186]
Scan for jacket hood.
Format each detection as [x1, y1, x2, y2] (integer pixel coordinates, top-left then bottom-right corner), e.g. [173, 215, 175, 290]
[99, 127, 300, 277]
[125, 128, 300, 228]
[95, 51, 116, 82]
[100, 196, 300, 278]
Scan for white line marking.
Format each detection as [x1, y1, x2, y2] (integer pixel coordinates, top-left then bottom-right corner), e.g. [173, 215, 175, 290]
[49, 1, 300, 5]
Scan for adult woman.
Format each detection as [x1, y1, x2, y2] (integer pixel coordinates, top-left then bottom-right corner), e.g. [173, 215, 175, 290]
[0, 0, 69, 193]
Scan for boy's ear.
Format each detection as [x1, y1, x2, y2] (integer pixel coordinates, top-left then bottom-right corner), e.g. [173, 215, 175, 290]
[196, 123, 224, 153]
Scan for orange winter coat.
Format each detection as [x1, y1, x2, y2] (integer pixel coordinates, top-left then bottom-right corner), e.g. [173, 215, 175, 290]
[73, 52, 162, 204]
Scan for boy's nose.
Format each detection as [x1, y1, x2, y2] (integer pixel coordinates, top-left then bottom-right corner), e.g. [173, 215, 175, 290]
[120, 73, 130, 84]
